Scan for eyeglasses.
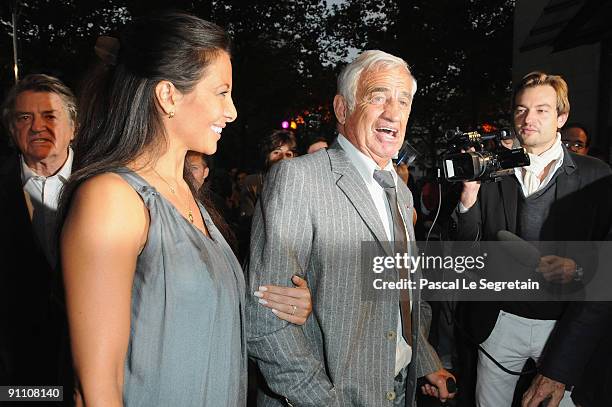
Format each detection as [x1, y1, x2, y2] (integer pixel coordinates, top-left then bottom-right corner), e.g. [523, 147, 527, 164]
[562, 140, 587, 151]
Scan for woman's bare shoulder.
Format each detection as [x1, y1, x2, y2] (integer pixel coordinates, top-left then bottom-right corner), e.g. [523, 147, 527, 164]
[64, 172, 149, 245]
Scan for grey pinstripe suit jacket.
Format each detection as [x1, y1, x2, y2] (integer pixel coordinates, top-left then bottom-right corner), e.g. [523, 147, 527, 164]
[246, 141, 442, 406]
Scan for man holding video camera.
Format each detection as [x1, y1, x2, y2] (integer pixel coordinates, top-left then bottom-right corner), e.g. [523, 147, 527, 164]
[451, 71, 612, 406]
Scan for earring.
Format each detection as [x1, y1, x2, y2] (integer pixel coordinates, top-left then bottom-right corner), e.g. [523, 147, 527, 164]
[168, 111, 175, 119]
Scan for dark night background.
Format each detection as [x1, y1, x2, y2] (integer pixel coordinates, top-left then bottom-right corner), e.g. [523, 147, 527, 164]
[0, 0, 515, 173]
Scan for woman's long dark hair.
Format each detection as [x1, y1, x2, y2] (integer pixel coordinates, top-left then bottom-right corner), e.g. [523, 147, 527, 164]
[59, 11, 232, 235]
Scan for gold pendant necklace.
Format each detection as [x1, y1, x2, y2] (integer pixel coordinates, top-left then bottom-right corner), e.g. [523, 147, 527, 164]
[188, 208, 194, 223]
[152, 168, 194, 223]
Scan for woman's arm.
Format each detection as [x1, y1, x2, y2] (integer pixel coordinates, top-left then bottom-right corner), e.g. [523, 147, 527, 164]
[61, 174, 149, 407]
[254, 275, 312, 325]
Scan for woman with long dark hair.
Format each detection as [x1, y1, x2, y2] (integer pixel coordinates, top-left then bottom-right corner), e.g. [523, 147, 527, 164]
[59, 12, 311, 406]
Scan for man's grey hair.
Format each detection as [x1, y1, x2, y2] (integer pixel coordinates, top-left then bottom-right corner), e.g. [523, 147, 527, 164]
[1, 73, 77, 135]
[337, 50, 417, 113]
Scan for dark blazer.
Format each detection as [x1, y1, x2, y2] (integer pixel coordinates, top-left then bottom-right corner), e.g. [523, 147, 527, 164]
[0, 153, 66, 386]
[541, 301, 612, 385]
[450, 148, 612, 343]
[559, 302, 612, 406]
[536, 180, 612, 403]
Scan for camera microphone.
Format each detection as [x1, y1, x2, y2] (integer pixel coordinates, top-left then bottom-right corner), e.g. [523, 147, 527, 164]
[445, 128, 515, 143]
[488, 128, 515, 140]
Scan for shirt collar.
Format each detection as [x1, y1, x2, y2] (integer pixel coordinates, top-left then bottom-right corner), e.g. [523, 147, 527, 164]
[337, 134, 397, 185]
[514, 132, 565, 176]
[21, 147, 74, 186]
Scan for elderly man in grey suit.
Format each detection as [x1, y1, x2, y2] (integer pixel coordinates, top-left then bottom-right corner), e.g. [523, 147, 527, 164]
[246, 50, 455, 406]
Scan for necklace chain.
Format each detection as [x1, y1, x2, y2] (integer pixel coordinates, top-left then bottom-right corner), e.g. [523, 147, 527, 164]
[151, 168, 194, 223]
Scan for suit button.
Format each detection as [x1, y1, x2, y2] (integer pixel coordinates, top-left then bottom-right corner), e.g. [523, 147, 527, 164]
[386, 330, 396, 340]
[386, 391, 396, 401]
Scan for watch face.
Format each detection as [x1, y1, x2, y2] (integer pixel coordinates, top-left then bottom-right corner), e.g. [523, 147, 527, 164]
[573, 266, 584, 282]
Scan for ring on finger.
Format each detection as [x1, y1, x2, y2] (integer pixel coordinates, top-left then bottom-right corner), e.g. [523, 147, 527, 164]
[291, 304, 297, 315]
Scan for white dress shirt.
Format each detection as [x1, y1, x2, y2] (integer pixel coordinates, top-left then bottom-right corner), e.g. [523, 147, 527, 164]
[337, 134, 412, 376]
[21, 147, 73, 267]
[513, 133, 564, 197]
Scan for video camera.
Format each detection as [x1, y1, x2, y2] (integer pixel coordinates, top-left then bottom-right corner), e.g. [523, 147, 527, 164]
[440, 128, 530, 182]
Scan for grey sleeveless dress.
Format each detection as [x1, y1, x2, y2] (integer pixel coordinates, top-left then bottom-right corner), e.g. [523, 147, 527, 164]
[117, 169, 247, 407]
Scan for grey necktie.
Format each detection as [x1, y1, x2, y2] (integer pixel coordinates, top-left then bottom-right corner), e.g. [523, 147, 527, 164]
[373, 169, 412, 345]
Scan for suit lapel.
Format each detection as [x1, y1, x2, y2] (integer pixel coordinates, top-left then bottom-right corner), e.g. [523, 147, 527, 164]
[0, 154, 51, 271]
[555, 152, 579, 201]
[327, 144, 393, 257]
[0, 154, 32, 230]
[500, 177, 518, 233]
[552, 152, 579, 237]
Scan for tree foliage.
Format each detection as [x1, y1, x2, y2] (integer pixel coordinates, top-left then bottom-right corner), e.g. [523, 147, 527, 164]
[0, 0, 515, 170]
[330, 0, 515, 171]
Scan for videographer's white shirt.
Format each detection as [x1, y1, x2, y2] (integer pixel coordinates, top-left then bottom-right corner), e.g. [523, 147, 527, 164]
[514, 133, 564, 197]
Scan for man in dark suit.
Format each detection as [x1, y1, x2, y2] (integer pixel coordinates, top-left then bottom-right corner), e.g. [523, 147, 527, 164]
[246, 50, 455, 406]
[0, 74, 76, 388]
[451, 71, 612, 406]
[522, 301, 612, 407]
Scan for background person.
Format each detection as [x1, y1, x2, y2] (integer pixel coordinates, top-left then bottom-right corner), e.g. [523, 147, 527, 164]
[305, 135, 329, 154]
[186, 150, 210, 189]
[239, 129, 297, 219]
[238, 129, 297, 259]
[0, 73, 76, 390]
[451, 71, 612, 407]
[560, 122, 590, 155]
